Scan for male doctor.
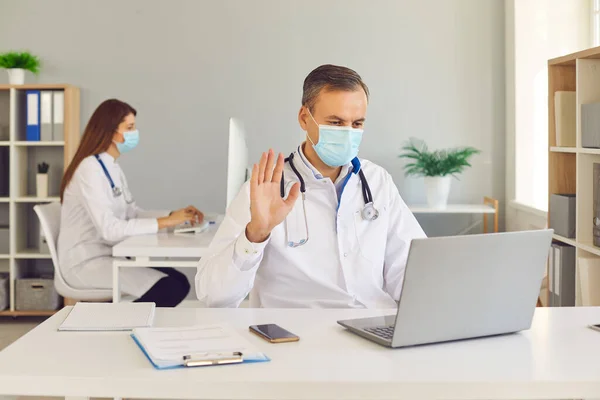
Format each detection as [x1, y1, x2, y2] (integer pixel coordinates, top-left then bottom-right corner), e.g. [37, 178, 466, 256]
[196, 64, 426, 308]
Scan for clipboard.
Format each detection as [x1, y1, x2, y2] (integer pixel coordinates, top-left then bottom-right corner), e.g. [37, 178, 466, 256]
[130, 325, 270, 370]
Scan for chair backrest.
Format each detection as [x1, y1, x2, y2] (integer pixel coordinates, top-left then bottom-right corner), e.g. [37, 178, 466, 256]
[33, 203, 69, 292]
[34, 202, 113, 301]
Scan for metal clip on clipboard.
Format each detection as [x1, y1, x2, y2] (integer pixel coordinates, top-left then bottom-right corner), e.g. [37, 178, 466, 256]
[183, 351, 244, 367]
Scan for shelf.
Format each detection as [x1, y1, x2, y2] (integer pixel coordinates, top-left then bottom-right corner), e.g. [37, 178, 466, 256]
[0, 310, 59, 317]
[0, 142, 9, 147]
[552, 234, 577, 247]
[0, 254, 9, 260]
[14, 197, 60, 203]
[13, 141, 65, 147]
[579, 148, 600, 155]
[0, 198, 9, 203]
[14, 249, 52, 259]
[577, 241, 600, 257]
[550, 146, 577, 153]
[0, 84, 74, 90]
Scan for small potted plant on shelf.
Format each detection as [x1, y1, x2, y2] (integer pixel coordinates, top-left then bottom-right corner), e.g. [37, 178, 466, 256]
[36, 162, 49, 198]
[0, 51, 41, 85]
[399, 138, 480, 209]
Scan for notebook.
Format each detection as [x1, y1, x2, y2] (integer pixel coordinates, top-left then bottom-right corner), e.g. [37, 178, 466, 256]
[59, 302, 156, 331]
[131, 324, 270, 369]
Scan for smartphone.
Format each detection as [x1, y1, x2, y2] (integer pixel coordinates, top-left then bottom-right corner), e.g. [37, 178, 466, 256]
[589, 324, 600, 333]
[249, 324, 299, 343]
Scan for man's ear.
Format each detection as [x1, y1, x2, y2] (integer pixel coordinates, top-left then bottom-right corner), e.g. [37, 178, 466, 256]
[298, 106, 309, 131]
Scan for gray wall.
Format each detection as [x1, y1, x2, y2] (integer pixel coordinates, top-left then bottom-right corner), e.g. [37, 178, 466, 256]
[0, 0, 505, 236]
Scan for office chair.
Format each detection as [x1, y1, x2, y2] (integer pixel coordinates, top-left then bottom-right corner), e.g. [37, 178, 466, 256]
[34, 203, 112, 303]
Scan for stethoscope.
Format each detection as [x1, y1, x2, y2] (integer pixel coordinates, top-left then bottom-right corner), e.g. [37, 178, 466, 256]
[280, 153, 379, 248]
[94, 155, 134, 204]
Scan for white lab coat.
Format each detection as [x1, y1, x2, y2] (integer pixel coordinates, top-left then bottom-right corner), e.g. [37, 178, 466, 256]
[196, 148, 426, 308]
[57, 152, 166, 298]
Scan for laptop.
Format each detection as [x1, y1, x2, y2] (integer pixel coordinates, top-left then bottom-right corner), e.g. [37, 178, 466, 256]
[338, 229, 553, 348]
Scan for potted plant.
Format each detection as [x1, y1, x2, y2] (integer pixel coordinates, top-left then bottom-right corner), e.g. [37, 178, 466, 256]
[0, 51, 41, 85]
[36, 162, 49, 198]
[399, 138, 480, 209]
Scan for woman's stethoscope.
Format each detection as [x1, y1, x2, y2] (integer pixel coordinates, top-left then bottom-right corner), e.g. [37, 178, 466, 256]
[280, 153, 379, 248]
[95, 155, 134, 204]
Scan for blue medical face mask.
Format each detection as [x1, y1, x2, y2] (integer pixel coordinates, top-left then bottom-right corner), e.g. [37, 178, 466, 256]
[306, 110, 363, 167]
[115, 130, 139, 154]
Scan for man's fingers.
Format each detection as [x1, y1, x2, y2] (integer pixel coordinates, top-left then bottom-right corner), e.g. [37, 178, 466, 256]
[272, 153, 285, 183]
[264, 149, 276, 183]
[285, 182, 301, 207]
[250, 163, 258, 194]
[257, 152, 267, 185]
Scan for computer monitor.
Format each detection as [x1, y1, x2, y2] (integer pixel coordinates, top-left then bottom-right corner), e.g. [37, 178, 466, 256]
[227, 117, 249, 207]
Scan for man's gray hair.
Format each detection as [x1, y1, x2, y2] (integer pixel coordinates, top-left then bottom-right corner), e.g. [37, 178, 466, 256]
[302, 64, 369, 111]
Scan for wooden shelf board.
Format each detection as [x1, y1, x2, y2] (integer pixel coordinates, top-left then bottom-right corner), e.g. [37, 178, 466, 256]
[0, 197, 9, 203]
[0, 142, 9, 146]
[0, 84, 74, 90]
[0, 310, 59, 317]
[13, 141, 64, 147]
[14, 249, 52, 259]
[579, 148, 600, 155]
[578, 241, 600, 257]
[15, 197, 60, 203]
[549, 45, 600, 66]
[0, 254, 10, 259]
[552, 234, 577, 247]
[550, 146, 577, 153]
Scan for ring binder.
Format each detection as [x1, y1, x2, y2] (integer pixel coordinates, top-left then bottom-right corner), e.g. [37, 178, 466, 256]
[183, 352, 244, 367]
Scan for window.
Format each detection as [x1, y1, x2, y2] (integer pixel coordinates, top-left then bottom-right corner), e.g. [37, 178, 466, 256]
[594, 0, 600, 46]
[511, 0, 591, 212]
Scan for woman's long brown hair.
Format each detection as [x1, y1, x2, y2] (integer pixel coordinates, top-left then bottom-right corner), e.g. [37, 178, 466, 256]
[60, 99, 137, 202]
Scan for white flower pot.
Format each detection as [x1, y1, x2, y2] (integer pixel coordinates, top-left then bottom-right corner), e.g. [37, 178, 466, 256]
[424, 176, 452, 209]
[36, 173, 48, 198]
[7, 68, 25, 85]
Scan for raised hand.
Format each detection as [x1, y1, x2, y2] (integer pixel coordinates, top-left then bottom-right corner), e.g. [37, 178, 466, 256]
[246, 149, 300, 243]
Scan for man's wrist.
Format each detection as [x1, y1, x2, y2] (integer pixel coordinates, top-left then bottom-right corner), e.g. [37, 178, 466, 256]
[246, 222, 270, 243]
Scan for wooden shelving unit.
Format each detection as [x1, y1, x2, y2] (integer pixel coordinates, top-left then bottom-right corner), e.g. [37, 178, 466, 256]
[0, 84, 80, 316]
[548, 46, 600, 306]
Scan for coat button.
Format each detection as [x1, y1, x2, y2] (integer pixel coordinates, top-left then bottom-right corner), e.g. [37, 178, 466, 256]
[344, 253, 348, 257]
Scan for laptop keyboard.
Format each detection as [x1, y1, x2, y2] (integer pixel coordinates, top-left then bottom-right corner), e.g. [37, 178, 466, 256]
[365, 325, 394, 340]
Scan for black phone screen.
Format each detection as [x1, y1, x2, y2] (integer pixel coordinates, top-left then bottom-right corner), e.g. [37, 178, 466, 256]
[251, 324, 298, 339]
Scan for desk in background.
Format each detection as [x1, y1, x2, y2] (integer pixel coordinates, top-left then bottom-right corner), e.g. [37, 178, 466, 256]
[409, 196, 499, 233]
[0, 307, 599, 400]
[111, 223, 219, 302]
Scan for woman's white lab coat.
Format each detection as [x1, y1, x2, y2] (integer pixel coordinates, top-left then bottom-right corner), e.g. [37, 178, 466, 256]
[58, 152, 166, 298]
[196, 148, 426, 308]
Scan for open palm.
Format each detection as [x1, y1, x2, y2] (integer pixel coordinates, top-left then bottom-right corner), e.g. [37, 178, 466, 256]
[246, 149, 300, 243]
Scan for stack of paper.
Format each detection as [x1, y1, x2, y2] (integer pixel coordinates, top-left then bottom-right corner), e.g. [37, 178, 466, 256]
[578, 256, 600, 306]
[59, 302, 156, 331]
[554, 91, 576, 147]
[132, 324, 270, 369]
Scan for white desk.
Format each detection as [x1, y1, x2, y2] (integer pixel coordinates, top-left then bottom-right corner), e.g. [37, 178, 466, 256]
[408, 204, 496, 214]
[0, 307, 600, 400]
[409, 197, 500, 233]
[111, 224, 218, 302]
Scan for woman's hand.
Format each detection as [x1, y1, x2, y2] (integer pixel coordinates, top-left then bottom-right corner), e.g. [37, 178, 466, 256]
[158, 205, 204, 229]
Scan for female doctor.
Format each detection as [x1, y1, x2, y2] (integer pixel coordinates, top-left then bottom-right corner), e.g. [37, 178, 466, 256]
[58, 99, 203, 307]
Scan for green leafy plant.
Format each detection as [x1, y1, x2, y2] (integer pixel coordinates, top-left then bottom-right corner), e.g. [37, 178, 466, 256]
[0, 51, 41, 74]
[399, 138, 480, 178]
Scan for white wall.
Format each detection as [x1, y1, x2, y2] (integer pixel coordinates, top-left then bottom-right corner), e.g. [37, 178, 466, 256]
[0, 0, 505, 236]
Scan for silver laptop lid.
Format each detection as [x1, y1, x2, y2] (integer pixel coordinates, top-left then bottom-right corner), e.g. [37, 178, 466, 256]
[391, 229, 553, 347]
